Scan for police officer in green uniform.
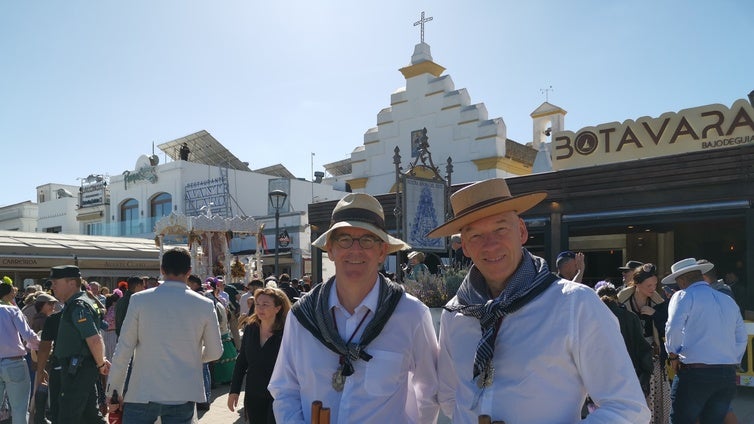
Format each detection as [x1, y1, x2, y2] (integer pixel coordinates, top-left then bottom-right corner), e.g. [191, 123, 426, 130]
[49, 265, 110, 424]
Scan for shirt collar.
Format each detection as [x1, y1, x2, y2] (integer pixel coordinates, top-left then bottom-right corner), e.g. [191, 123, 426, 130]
[329, 275, 381, 315]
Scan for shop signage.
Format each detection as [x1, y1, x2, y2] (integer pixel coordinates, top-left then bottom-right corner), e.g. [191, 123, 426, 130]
[0, 256, 158, 270]
[552, 99, 754, 170]
[80, 182, 107, 207]
[123, 166, 158, 189]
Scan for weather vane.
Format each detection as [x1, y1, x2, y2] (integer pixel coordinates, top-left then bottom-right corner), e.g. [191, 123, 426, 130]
[413, 11, 433, 43]
[540, 85, 554, 102]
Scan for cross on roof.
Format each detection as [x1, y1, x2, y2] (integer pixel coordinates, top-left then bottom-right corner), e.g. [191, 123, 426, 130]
[413, 11, 433, 43]
[540, 85, 554, 102]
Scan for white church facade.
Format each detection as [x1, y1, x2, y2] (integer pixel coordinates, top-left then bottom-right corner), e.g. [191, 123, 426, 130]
[324, 42, 560, 195]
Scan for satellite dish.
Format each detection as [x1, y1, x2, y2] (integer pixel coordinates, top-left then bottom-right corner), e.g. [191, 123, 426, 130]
[57, 188, 74, 198]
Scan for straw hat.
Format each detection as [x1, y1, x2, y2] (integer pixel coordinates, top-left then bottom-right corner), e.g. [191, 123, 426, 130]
[408, 251, 425, 262]
[660, 258, 714, 285]
[313, 193, 410, 254]
[427, 178, 547, 238]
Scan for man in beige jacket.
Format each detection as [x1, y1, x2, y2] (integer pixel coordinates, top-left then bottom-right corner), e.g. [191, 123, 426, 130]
[106, 247, 223, 423]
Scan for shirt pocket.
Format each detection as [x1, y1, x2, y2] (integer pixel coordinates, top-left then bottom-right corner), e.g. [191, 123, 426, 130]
[364, 349, 405, 396]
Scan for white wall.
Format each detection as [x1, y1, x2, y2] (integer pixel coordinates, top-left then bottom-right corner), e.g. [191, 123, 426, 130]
[0, 202, 37, 232]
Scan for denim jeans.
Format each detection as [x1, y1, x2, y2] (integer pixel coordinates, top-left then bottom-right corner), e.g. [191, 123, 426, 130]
[122, 401, 195, 424]
[0, 357, 31, 424]
[670, 365, 736, 424]
[202, 363, 211, 402]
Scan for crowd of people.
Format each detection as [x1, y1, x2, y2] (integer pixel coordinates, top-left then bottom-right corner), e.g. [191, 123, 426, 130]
[0, 177, 747, 424]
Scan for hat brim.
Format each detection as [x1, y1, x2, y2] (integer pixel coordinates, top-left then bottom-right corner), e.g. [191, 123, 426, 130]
[313, 221, 410, 254]
[661, 263, 714, 285]
[426, 192, 547, 238]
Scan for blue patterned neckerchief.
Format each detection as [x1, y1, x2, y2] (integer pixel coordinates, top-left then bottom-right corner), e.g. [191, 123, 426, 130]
[445, 248, 558, 388]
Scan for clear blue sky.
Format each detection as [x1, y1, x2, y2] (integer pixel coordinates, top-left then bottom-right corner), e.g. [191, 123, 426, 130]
[2, 1, 752, 206]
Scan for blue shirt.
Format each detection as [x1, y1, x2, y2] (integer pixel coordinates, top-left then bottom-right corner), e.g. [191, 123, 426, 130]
[0, 303, 40, 358]
[665, 281, 747, 365]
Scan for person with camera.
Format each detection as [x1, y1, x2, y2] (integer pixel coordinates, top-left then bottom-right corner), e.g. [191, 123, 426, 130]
[50, 265, 110, 424]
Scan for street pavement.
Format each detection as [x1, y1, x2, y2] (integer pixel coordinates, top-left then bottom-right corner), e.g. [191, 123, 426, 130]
[194, 383, 451, 423]
[194, 384, 754, 423]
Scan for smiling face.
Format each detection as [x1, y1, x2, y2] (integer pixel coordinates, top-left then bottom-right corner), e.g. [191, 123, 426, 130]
[461, 211, 528, 291]
[327, 227, 388, 287]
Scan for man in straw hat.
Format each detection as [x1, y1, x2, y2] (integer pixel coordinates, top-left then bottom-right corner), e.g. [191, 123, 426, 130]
[269, 192, 440, 423]
[662, 258, 746, 424]
[427, 178, 650, 423]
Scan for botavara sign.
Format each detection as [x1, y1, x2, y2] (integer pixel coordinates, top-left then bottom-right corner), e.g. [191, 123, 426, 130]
[552, 99, 754, 170]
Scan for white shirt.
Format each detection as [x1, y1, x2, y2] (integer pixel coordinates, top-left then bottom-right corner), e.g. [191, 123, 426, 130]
[107, 281, 223, 404]
[665, 281, 746, 365]
[269, 277, 439, 424]
[438, 279, 650, 424]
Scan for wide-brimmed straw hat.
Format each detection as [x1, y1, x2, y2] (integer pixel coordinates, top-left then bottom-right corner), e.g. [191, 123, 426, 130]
[426, 178, 547, 238]
[313, 193, 410, 254]
[660, 258, 714, 285]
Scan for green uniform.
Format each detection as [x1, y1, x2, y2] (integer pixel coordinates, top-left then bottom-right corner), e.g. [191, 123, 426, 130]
[56, 291, 106, 424]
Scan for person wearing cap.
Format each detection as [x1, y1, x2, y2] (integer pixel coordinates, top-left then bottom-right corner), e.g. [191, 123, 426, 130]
[49, 265, 109, 423]
[619, 260, 644, 288]
[106, 248, 223, 423]
[555, 250, 585, 283]
[405, 251, 430, 280]
[662, 258, 746, 424]
[427, 178, 649, 423]
[269, 192, 439, 423]
[1, 275, 41, 424]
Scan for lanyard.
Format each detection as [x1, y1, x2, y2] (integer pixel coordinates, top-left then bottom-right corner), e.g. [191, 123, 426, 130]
[332, 307, 371, 347]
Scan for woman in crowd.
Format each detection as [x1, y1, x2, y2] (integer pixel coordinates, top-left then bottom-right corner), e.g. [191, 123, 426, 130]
[227, 287, 290, 423]
[618, 263, 670, 424]
[595, 282, 653, 394]
[207, 277, 237, 385]
[103, 291, 120, 361]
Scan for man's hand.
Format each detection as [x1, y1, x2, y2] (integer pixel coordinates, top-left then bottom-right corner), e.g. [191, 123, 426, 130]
[97, 359, 111, 375]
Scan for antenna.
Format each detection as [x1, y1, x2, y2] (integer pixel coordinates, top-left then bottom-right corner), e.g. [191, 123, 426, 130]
[540, 85, 554, 102]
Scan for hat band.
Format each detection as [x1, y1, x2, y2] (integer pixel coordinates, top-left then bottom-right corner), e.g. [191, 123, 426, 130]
[331, 208, 385, 231]
[454, 195, 514, 217]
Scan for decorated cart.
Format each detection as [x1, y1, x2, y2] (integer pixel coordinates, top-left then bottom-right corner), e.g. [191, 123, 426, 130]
[154, 212, 261, 283]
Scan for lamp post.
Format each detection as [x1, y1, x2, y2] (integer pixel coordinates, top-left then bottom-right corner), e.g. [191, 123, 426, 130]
[269, 189, 288, 277]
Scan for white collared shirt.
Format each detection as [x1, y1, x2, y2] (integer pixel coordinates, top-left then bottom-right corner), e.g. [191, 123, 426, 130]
[665, 281, 746, 365]
[438, 279, 650, 424]
[269, 276, 440, 424]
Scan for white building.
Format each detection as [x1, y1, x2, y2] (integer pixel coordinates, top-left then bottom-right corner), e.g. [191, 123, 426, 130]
[324, 42, 540, 195]
[0, 201, 37, 232]
[96, 130, 346, 277]
[36, 183, 79, 233]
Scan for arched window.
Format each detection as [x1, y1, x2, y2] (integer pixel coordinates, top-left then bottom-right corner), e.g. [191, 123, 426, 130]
[121, 199, 139, 235]
[150, 193, 172, 221]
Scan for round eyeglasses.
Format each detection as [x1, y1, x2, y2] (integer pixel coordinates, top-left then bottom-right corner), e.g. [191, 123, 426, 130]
[333, 234, 382, 249]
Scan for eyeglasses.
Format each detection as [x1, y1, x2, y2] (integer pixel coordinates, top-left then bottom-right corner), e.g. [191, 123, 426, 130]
[333, 234, 383, 249]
